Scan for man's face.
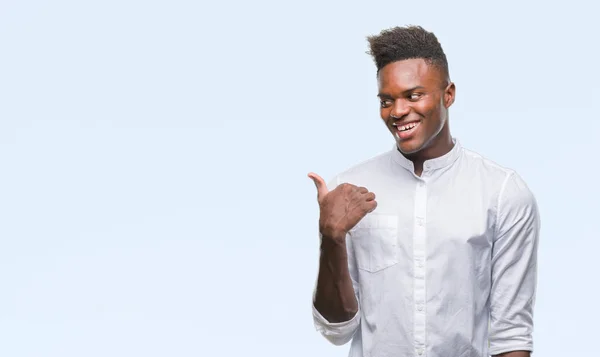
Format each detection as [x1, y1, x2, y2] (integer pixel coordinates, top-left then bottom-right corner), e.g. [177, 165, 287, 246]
[377, 58, 455, 155]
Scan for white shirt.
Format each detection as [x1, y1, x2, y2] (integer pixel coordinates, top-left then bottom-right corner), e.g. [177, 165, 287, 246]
[312, 139, 539, 357]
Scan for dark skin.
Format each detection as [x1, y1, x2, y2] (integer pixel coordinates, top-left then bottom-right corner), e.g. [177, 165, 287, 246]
[377, 58, 455, 176]
[495, 352, 530, 357]
[308, 58, 529, 357]
[306, 175, 376, 322]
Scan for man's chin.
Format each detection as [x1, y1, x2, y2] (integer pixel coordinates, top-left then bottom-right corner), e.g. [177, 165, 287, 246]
[396, 139, 424, 155]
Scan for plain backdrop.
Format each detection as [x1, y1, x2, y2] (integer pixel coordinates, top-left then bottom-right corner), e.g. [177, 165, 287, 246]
[1, 1, 598, 356]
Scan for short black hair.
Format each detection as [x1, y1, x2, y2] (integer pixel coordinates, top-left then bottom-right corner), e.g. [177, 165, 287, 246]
[367, 25, 449, 80]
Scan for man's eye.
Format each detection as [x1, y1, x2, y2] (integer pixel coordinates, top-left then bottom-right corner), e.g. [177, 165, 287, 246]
[380, 100, 392, 107]
[410, 93, 422, 101]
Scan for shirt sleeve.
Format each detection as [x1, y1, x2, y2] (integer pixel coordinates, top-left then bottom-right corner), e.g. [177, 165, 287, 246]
[489, 172, 540, 355]
[311, 176, 361, 346]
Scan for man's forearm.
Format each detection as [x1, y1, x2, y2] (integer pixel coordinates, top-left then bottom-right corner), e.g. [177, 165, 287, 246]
[313, 235, 358, 323]
[493, 351, 530, 357]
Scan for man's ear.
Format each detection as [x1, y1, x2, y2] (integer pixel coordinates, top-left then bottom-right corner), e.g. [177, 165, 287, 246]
[444, 82, 456, 108]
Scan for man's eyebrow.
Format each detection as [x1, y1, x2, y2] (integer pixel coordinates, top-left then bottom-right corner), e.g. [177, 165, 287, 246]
[377, 86, 426, 98]
[405, 85, 425, 92]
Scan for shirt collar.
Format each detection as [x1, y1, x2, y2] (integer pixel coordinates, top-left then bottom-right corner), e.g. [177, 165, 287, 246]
[392, 138, 462, 173]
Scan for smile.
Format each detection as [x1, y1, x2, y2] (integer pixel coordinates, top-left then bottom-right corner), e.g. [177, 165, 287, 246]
[396, 122, 419, 131]
[392, 121, 421, 139]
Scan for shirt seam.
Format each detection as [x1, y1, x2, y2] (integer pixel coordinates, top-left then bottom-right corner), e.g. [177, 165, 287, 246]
[493, 171, 515, 240]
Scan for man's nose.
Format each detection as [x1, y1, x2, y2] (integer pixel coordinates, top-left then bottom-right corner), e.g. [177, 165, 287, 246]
[390, 100, 410, 118]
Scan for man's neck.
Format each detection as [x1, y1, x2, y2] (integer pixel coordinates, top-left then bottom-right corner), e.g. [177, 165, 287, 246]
[403, 133, 454, 176]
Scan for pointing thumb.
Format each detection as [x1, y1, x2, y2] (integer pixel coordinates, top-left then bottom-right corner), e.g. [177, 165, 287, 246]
[307, 172, 329, 202]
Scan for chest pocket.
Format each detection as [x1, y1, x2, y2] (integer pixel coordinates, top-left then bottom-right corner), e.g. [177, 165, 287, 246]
[350, 214, 399, 273]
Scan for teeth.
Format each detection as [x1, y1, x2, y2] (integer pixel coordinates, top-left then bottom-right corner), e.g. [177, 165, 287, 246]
[398, 122, 418, 131]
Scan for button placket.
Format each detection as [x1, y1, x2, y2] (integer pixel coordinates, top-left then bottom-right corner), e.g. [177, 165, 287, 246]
[413, 179, 428, 356]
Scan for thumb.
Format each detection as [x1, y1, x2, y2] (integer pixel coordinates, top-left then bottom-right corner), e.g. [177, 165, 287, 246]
[307, 172, 329, 202]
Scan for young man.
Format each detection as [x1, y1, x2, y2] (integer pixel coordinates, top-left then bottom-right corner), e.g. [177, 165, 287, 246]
[308, 26, 540, 357]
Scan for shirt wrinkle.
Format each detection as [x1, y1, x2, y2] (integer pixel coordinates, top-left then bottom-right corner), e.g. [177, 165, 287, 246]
[312, 138, 539, 357]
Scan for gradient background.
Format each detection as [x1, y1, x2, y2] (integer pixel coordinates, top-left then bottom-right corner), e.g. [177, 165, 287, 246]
[1, 1, 598, 356]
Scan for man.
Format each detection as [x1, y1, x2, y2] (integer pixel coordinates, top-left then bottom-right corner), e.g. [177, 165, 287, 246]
[308, 26, 539, 357]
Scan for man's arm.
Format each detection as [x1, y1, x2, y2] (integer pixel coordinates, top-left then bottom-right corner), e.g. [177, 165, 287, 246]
[314, 233, 359, 323]
[308, 174, 373, 346]
[311, 231, 361, 346]
[489, 172, 540, 356]
[494, 351, 530, 357]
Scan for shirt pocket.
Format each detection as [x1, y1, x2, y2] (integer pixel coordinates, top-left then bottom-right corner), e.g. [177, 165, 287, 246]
[350, 214, 399, 273]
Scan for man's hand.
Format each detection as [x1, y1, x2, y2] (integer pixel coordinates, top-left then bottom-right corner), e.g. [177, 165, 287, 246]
[308, 172, 377, 240]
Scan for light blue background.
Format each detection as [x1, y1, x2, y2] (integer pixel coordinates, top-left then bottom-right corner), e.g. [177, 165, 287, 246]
[1, 1, 597, 356]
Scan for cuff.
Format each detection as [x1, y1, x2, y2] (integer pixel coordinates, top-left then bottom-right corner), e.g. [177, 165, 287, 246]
[489, 343, 533, 356]
[312, 303, 360, 346]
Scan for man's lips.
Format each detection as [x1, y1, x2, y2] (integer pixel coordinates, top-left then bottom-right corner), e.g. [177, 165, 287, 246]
[392, 120, 422, 139]
[393, 120, 421, 131]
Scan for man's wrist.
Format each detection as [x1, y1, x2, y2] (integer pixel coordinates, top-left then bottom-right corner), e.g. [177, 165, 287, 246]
[319, 231, 346, 244]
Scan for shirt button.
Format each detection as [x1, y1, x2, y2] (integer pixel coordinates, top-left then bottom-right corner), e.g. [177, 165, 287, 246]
[417, 304, 424, 311]
[416, 217, 424, 226]
[417, 348, 424, 355]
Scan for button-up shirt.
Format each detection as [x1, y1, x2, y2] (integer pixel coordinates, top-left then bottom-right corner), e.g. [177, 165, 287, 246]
[312, 139, 540, 357]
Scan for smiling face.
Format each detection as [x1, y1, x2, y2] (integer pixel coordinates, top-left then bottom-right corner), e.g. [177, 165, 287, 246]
[377, 58, 455, 159]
